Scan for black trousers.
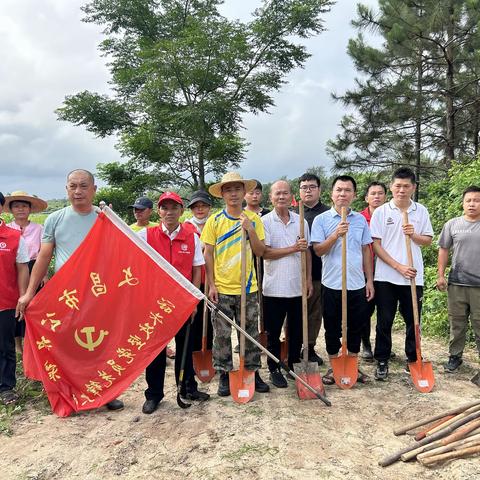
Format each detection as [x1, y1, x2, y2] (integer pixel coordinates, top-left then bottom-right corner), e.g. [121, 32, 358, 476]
[264, 296, 302, 371]
[322, 287, 367, 356]
[374, 281, 423, 362]
[360, 298, 376, 350]
[144, 319, 197, 401]
[0, 310, 16, 392]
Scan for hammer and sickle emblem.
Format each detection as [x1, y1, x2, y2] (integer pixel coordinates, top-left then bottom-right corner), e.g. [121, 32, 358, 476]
[74, 326, 109, 352]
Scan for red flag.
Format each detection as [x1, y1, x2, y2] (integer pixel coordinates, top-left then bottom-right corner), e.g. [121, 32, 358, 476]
[24, 209, 202, 417]
[291, 196, 298, 207]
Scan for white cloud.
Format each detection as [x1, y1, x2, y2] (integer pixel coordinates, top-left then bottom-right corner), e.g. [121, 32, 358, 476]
[0, 0, 378, 199]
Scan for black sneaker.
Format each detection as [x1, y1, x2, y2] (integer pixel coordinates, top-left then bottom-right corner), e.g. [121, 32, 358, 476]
[444, 355, 463, 373]
[106, 398, 124, 411]
[308, 346, 324, 366]
[361, 347, 374, 361]
[269, 369, 288, 388]
[217, 372, 230, 396]
[142, 399, 160, 414]
[254, 371, 270, 393]
[184, 390, 210, 401]
[375, 361, 389, 381]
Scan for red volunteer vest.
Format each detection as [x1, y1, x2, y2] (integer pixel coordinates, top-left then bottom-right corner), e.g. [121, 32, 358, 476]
[146, 223, 195, 281]
[0, 221, 21, 310]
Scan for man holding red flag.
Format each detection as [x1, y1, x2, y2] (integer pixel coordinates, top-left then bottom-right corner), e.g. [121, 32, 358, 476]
[0, 192, 29, 405]
[137, 191, 209, 414]
[16, 169, 124, 411]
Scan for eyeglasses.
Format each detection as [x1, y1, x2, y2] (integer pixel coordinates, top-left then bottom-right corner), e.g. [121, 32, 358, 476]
[299, 185, 318, 191]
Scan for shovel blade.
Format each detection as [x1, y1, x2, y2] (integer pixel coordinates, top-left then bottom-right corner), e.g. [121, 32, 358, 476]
[280, 339, 288, 363]
[259, 331, 267, 348]
[331, 354, 358, 389]
[293, 361, 325, 400]
[408, 359, 435, 393]
[192, 350, 215, 383]
[229, 368, 255, 404]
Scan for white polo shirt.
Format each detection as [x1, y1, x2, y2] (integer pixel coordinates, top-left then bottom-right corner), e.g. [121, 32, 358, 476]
[262, 209, 310, 297]
[370, 200, 433, 286]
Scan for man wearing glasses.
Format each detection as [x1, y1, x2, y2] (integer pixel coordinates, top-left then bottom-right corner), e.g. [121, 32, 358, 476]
[298, 173, 329, 365]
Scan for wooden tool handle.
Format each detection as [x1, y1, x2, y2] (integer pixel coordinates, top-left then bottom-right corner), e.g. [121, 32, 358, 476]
[341, 207, 347, 352]
[202, 280, 209, 340]
[256, 256, 264, 330]
[299, 201, 308, 362]
[240, 228, 247, 356]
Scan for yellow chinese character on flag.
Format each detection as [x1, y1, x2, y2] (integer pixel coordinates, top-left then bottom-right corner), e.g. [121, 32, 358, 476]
[127, 334, 146, 350]
[36, 336, 52, 351]
[44, 361, 61, 381]
[41, 313, 62, 332]
[59, 289, 80, 310]
[118, 267, 140, 287]
[90, 272, 107, 297]
[80, 393, 95, 406]
[157, 298, 175, 314]
[107, 359, 126, 376]
[139, 322, 154, 340]
[97, 370, 115, 388]
[149, 312, 164, 326]
[116, 347, 136, 364]
[85, 380, 103, 396]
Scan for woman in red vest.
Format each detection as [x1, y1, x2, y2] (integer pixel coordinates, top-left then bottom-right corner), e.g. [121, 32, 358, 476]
[0, 192, 29, 405]
[137, 191, 210, 414]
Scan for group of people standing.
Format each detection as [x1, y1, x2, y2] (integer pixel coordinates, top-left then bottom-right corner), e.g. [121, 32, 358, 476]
[1, 166, 480, 412]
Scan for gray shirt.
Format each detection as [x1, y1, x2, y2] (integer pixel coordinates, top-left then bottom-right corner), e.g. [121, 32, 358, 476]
[42, 206, 98, 272]
[438, 216, 480, 286]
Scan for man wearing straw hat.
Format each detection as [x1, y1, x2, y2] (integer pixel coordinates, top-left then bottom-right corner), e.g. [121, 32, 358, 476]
[201, 172, 270, 396]
[5, 191, 48, 353]
[16, 169, 124, 411]
[0, 192, 29, 405]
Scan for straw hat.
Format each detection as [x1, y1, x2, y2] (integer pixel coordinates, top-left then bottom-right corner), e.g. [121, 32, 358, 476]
[4, 191, 48, 214]
[208, 172, 257, 199]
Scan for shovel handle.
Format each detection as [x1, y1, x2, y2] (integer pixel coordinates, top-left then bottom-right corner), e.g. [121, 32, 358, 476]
[402, 211, 422, 358]
[256, 256, 265, 332]
[202, 280, 209, 341]
[299, 201, 309, 362]
[240, 228, 247, 357]
[208, 299, 331, 406]
[341, 207, 347, 353]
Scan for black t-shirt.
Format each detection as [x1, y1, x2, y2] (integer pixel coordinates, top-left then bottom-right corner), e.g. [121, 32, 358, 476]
[297, 202, 329, 281]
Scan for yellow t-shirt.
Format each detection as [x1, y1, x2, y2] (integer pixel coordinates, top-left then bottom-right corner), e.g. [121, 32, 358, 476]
[201, 209, 265, 295]
[129, 221, 159, 232]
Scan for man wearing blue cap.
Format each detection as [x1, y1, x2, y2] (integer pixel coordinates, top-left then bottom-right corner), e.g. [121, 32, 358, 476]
[129, 197, 158, 232]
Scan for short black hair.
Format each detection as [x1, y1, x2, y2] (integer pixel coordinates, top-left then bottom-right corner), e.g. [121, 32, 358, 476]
[365, 181, 387, 196]
[0, 192, 4, 206]
[299, 173, 321, 188]
[392, 167, 416, 184]
[332, 175, 357, 192]
[462, 185, 480, 198]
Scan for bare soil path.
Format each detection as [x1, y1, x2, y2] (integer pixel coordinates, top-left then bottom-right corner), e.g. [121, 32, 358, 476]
[3, 329, 480, 480]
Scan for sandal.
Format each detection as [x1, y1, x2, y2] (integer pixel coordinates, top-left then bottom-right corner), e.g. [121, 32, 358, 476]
[322, 369, 335, 385]
[0, 390, 18, 405]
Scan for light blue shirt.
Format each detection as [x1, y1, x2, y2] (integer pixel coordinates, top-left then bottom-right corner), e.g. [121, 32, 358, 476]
[311, 207, 372, 290]
[42, 206, 99, 272]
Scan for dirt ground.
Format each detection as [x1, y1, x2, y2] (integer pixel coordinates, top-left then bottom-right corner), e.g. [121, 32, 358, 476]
[3, 328, 480, 480]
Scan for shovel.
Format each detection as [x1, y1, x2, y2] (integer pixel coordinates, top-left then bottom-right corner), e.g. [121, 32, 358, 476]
[208, 299, 331, 406]
[280, 321, 288, 363]
[330, 206, 358, 389]
[294, 201, 324, 399]
[229, 229, 255, 404]
[192, 281, 215, 383]
[403, 211, 435, 393]
[256, 257, 267, 348]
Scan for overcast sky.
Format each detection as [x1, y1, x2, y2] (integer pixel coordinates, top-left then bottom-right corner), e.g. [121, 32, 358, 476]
[0, 0, 376, 199]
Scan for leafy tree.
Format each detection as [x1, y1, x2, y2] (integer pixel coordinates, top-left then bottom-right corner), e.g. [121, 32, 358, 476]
[57, 0, 333, 193]
[328, 0, 480, 189]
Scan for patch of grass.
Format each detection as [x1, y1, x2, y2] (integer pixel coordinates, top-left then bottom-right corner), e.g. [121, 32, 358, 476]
[245, 405, 264, 417]
[221, 443, 279, 462]
[0, 358, 50, 436]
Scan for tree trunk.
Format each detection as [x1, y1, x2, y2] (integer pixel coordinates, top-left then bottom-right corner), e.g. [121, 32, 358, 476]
[473, 82, 479, 156]
[198, 142, 205, 191]
[444, 1, 455, 168]
[414, 49, 423, 201]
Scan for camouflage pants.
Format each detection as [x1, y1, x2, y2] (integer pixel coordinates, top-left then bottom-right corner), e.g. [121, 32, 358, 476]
[212, 293, 261, 372]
